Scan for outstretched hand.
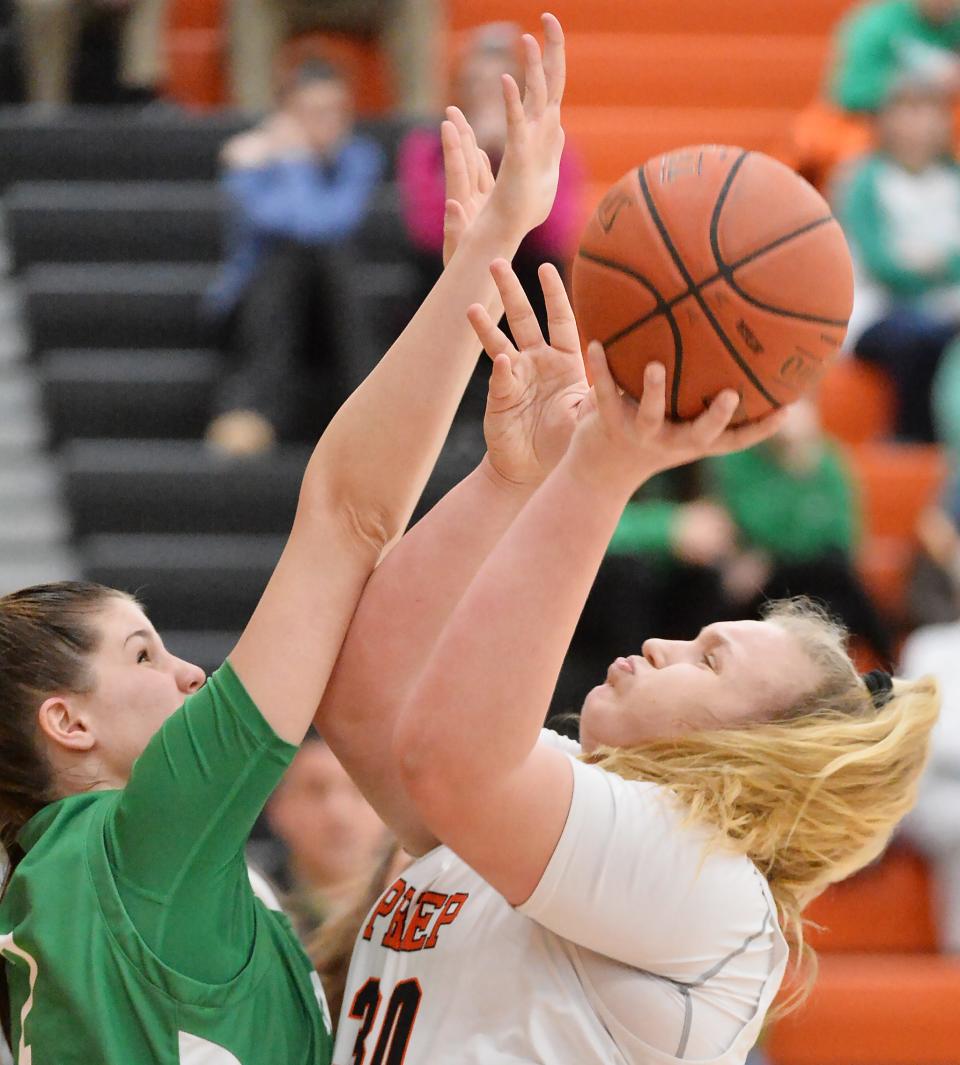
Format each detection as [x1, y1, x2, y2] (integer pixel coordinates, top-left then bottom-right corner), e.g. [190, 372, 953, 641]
[441, 108, 496, 266]
[443, 14, 566, 263]
[469, 259, 589, 487]
[487, 13, 566, 236]
[571, 342, 791, 491]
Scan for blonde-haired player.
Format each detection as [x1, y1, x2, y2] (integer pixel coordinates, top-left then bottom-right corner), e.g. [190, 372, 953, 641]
[318, 259, 939, 1062]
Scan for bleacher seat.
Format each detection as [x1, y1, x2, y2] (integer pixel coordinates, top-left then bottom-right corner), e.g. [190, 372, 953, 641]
[850, 443, 948, 618]
[62, 439, 308, 536]
[83, 533, 283, 631]
[818, 358, 895, 446]
[39, 350, 217, 445]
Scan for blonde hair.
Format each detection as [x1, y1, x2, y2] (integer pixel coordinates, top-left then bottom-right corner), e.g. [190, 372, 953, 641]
[583, 599, 939, 1008]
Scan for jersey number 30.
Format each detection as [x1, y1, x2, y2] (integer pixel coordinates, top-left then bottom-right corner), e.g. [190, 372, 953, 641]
[348, 978, 422, 1065]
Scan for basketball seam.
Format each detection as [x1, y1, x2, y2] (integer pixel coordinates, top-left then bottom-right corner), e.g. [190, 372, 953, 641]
[710, 154, 848, 328]
[577, 249, 685, 418]
[636, 159, 781, 410]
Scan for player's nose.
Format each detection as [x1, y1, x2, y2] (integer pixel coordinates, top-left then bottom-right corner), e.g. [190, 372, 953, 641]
[174, 657, 206, 694]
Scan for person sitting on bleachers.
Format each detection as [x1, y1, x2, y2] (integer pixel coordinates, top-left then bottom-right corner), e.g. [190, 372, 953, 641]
[710, 397, 894, 665]
[204, 56, 384, 457]
[257, 735, 388, 941]
[15, 0, 165, 107]
[831, 0, 960, 113]
[555, 462, 737, 718]
[397, 21, 582, 328]
[840, 72, 960, 442]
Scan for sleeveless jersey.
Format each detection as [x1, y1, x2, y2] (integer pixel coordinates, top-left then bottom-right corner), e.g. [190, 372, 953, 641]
[0, 663, 333, 1065]
[333, 731, 788, 1065]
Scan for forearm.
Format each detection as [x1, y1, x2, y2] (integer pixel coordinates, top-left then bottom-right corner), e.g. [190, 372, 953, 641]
[317, 458, 535, 846]
[397, 455, 632, 784]
[302, 212, 522, 545]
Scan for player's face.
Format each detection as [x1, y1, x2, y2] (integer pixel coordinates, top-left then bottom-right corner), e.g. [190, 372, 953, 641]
[78, 597, 206, 782]
[579, 620, 814, 752]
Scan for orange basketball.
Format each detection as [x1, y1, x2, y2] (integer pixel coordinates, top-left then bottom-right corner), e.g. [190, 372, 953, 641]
[572, 146, 854, 424]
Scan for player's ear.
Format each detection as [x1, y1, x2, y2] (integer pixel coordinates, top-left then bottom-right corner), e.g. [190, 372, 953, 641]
[36, 696, 95, 753]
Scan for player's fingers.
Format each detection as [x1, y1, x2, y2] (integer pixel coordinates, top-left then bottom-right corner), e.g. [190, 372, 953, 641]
[491, 259, 544, 351]
[442, 200, 468, 265]
[635, 362, 666, 433]
[468, 302, 516, 361]
[688, 389, 741, 447]
[521, 33, 548, 117]
[447, 106, 479, 195]
[487, 352, 517, 401]
[541, 13, 566, 106]
[711, 406, 791, 454]
[440, 119, 470, 206]
[539, 263, 580, 354]
[502, 74, 527, 143]
[478, 148, 495, 195]
[586, 341, 623, 422]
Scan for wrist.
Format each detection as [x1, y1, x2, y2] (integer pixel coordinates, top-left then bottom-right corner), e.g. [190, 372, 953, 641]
[563, 437, 650, 504]
[472, 200, 527, 252]
[477, 455, 540, 503]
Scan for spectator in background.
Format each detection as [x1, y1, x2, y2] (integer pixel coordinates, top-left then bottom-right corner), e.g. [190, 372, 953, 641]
[900, 621, 960, 950]
[840, 73, 960, 442]
[205, 57, 384, 457]
[226, 0, 442, 116]
[830, 0, 960, 113]
[262, 735, 388, 940]
[711, 397, 894, 664]
[555, 463, 736, 716]
[398, 21, 582, 327]
[15, 0, 165, 107]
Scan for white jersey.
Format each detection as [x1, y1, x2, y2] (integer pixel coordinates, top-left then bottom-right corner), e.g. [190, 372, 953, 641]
[333, 732, 788, 1065]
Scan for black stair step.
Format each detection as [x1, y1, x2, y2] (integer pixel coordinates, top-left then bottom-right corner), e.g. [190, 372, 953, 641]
[7, 181, 408, 269]
[24, 260, 417, 353]
[39, 349, 217, 444]
[0, 108, 413, 186]
[82, 532, 283, 630]
[62, 439, 309, 536]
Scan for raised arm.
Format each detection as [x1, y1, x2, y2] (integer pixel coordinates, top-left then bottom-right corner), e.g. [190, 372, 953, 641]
[228, 16, 567, 745]
[316, 261, 588, 851]
[393, 348, 788, 903]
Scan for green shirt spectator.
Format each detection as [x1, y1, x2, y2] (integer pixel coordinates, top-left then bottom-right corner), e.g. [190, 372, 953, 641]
[830, 0, 960, 113]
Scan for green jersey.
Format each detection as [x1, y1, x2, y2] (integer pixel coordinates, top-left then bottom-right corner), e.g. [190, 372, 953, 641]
[0, 662, 333, 1065]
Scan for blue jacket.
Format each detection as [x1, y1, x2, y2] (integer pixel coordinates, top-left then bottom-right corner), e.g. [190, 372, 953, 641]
[207, 133, 385, 317]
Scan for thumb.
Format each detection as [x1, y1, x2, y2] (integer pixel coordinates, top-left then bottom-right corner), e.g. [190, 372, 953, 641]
[488, 353, 516, 401]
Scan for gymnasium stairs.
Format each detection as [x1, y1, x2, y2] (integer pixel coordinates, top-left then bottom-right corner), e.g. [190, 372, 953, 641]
[0, 108, 438, 671]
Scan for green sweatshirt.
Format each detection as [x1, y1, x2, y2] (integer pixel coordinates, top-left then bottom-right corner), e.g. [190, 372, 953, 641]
[709, 445, 858, 562]
[839, 152, 960, 298]
[830, 0, 960, 112]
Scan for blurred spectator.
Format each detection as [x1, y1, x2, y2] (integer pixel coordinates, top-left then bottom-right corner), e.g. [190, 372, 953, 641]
[15, 0, 165, 107]
[830, 0, 960, 114]
[311, 840, 409, 1025]
[397, 21, 582, 327]
[226, 0, 442, 116]
[841, 74, 960, 442]
[205, 57, 384, 457]
[555, 463, 735, 716]
[900, 620, 960, 950]
[711, 398, 894, 664]
[262, 736, 388, 939]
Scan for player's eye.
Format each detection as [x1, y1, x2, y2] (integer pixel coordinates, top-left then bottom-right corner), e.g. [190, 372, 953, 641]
[137, 649, 151, 664]
[703, 653, 718, 673]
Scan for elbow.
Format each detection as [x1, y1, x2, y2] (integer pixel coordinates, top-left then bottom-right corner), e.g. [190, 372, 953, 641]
[394, 710, 451, 815]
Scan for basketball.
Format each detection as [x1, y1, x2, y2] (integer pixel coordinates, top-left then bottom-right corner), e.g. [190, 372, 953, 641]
[572, 145, 855, 424]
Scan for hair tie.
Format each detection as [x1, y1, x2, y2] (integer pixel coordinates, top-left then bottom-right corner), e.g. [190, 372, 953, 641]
[862, 669, 894, 707]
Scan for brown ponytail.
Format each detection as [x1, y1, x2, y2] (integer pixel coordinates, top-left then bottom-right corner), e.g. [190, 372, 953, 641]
[0, 581, 129, 1048]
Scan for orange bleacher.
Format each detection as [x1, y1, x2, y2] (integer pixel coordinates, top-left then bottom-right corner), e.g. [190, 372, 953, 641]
[766, 845, 960, 1064]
